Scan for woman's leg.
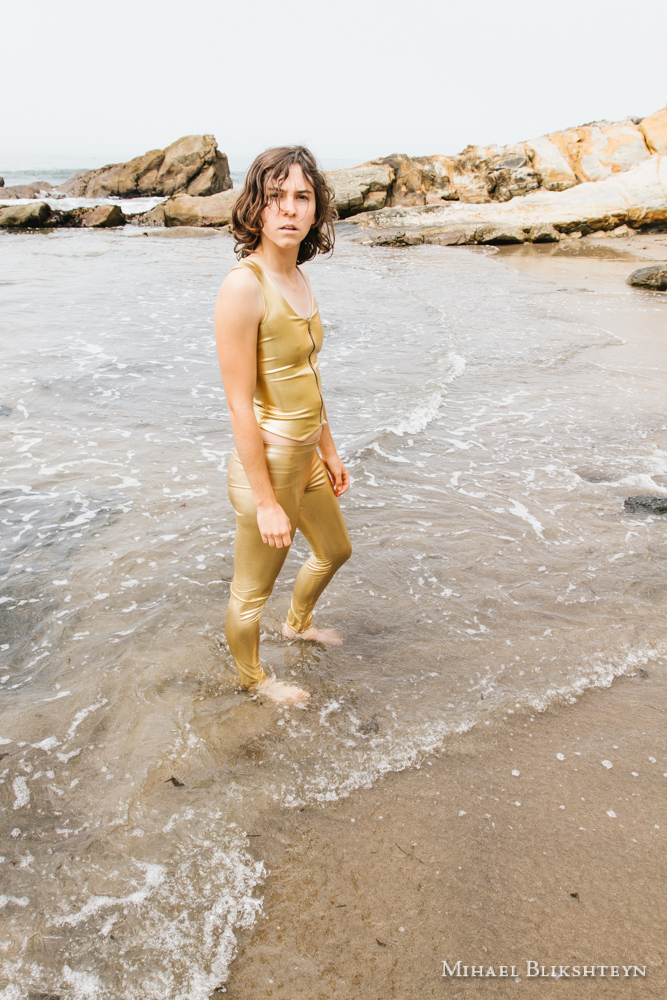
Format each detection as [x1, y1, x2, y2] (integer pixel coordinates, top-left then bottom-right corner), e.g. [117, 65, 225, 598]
[226, 444, 313, 688]
[285, 453, 352, 635]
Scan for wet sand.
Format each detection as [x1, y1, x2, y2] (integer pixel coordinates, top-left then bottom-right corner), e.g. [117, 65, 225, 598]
[227, 670, 666, 999]
[224, 239, 667, 999]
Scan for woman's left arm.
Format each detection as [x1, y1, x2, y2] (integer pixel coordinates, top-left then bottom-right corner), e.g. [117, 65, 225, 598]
[318, 406, 350, 497]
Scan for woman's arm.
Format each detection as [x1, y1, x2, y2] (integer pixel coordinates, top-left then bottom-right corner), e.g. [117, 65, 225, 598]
[318, 405, 350, 497]
[214, 268, 292, 547]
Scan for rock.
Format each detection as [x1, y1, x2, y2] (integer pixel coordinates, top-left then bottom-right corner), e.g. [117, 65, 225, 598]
[325, 163, 394, 216]
[626, 265, 667, 291]
[487, 165, 540, 202]
[528, 223, 560, 242]
[0, 201, 52, 228]
[0, 177, 3, 186]
[78, 204, 125, 228]
[639, 105, 667, 155]
[349, 156, 667, 238]
[546, 120, 651, 183]
[377, 154, 456, 207]
[162, 189, 238, 227]
[59, 135, 232, 198]
[368, 230, 425, 247]
[453, 171, 492, 203]
[0, 181, 53, 200]
[128, 203, 167, 227]
[523, 136, 578, 191]
[424, 225, 478, 246]
[474, 224, 527, 244]
[624, 494, 667, 513]
[609, 224, 634, 238]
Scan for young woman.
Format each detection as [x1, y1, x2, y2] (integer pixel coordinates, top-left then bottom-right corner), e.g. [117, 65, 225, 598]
[214, 146, 352, 705]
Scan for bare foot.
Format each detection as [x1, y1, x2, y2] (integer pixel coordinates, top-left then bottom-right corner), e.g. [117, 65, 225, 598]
[255, 677, 310, 705]
[282, 623, 343, 645]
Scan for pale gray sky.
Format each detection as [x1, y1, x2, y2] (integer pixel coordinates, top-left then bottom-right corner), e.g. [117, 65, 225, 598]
[1, 0, 666, 168]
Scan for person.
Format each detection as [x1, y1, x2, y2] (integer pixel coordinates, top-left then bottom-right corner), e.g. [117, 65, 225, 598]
[214, 146, 352, 705]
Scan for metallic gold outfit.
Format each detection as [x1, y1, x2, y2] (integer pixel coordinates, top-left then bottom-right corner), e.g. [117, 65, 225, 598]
[225, 261, 351, 688]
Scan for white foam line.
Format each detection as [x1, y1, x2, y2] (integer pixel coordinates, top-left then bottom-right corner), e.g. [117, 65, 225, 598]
[51, 863, 165, 927]
[508, 499, 544, 538]
[371, 442, 411, 464]
[65, 697, 108, 742]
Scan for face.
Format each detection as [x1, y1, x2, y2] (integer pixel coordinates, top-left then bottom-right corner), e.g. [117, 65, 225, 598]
[259, 163, 317, 252]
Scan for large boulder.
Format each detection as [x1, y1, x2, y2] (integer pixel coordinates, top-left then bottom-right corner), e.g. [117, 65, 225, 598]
[162, 189, 239, 227]
[350, 156, 667, 238]
[59, 135, 232, 198]
[325, 163, 394, 216]
[0, 181, 53, 200]
[0, 201, 52, 228]
[639, 106, 667, 155]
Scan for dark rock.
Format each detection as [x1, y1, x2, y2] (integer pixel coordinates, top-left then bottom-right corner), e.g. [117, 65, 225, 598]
[624, 494, 667, 514]
[127, 203, 167, 227]
[0, 405, 12, 416]
[0, 176, 3, 186]
[626, 264, 667, 291]
[529, 223, 560, 242]
[487, 166, 540, 202]
[59, 135, 232, 199]
[0, 201, 52, 228]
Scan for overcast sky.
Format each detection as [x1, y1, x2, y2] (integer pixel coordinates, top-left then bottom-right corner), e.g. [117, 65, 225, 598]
[1, 0, 666, 169]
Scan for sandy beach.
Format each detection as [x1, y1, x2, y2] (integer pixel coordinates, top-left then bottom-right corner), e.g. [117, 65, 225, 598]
[227, 670, 666, 999]
[225, 237, 667, 999]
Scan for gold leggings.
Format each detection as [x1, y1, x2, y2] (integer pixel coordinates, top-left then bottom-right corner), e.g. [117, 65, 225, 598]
[226, 441, 352, 688]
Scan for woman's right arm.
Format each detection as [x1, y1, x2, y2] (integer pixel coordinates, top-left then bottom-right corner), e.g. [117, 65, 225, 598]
[214, 268, 292, 548]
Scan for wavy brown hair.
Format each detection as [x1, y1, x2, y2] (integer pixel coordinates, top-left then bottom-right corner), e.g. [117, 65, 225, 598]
[232, 146, 336, 264]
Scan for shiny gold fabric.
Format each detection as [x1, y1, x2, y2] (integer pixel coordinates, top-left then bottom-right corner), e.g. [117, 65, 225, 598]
[233, 258, 326, 442]
[226, 441, 352, 688]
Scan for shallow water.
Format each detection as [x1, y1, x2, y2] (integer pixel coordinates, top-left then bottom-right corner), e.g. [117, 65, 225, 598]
[1, 227, 667, 999]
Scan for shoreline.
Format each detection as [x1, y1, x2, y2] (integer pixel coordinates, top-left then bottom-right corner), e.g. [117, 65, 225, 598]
[224, 241, 667, 999]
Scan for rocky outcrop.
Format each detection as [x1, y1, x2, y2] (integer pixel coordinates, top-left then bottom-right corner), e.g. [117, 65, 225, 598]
[351, 156, 667, 245]
[0, 202, 52, 227]
[330, 105, 667, 217]
[627, 264, 667, 291]
[59, 135, 231, 198]
[0, 181, 54, 200]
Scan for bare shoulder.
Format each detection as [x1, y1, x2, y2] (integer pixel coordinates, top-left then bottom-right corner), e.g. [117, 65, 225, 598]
[215, 263, 263, 323]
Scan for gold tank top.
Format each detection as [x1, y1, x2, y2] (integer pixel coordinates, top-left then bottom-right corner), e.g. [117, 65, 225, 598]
[234, 258, 326, 442]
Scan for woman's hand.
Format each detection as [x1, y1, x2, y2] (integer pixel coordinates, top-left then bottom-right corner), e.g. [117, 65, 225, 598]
[322, 453, 350, 497]
[257, 501, 292, 547]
